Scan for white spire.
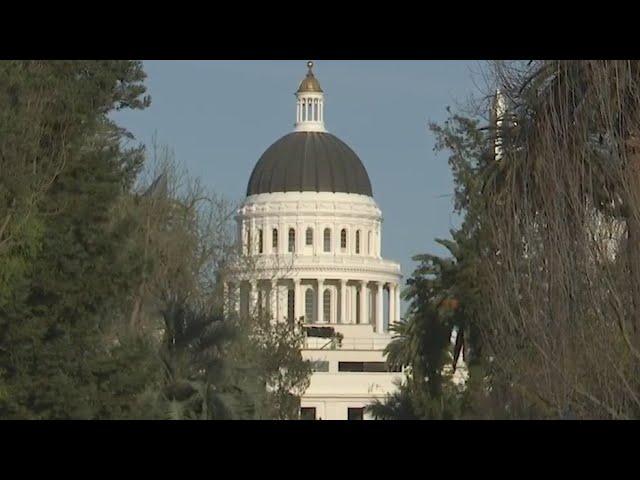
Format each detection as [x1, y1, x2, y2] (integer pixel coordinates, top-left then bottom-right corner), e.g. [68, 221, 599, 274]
[494, 88, 507, 161]
[294, 61, 327, 133]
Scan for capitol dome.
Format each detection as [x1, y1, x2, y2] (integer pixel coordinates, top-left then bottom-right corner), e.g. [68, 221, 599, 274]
[246, 131, 373, 197]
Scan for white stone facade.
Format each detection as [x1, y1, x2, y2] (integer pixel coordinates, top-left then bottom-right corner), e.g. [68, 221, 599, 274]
[232, 191, 401, 329]
[228, 191, 403, 419]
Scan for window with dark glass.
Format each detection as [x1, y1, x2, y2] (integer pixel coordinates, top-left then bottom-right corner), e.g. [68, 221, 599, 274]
[306, 227, 313, 246]
[305, 289, 314, 323]
[288, 228, 295, 253]
[272, 229, 278, 249]
[287, 289, 295, 323]
[340, 229, 347, 249]
[258, 229, 263, 254]
[347, 408, 364, 421]
[310, 361, 329, 372]
[339, 362, 395, 372]
[323, 289, 331, 323]
[355, 230, 360, 254]
[323, 228, 331, 252]
[300, 407, 316, 420]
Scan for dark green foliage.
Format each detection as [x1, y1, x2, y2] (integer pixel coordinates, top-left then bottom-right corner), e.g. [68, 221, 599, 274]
[0, 61, 311, 420]
[0, 60, 156, 419]
[159, 298, 239, 419]
[372, 108, 494, 419]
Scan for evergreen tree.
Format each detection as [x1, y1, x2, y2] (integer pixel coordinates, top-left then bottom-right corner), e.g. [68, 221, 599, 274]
[0, 60, 156, 419]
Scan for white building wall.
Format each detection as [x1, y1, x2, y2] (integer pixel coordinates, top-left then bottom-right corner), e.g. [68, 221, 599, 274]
[230, 192, 403, 420]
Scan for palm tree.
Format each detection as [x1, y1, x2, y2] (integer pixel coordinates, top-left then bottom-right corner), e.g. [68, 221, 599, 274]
[491, 60, 640, 336]
[374, 230, 483, 419]
[159, 296, 239, 419]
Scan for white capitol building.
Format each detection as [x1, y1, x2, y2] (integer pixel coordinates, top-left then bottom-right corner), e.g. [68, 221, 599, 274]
[227, 62, 404, 420]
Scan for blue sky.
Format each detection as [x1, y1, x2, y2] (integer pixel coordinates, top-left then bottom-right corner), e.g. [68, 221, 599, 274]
[112, 60, 485, 295]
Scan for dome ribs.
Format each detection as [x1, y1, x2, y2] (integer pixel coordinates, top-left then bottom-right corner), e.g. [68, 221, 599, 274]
[333, 135, 354, 194]
[322, 133, 339, 193]
[264, 139, 281, 194]
[247, 132, 372, 197]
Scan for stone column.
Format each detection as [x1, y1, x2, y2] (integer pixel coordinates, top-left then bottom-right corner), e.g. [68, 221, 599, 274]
[388, 283, 396, 327]
[359, 281, 368, 325]
[234, 282, 241, 316]
[249, 280, 258, 316]
[250, 218, 256, 255]
[395, 284, 401, 324]
[376, 282, 384, 333]
[279, 221, 285, 254]
[340, 279, 347, 324]
[317, 278, 324, 324]
[294, 279, 302, 323]
[222, 282, 229, 318]
[264, 222, 270, 254]
[269, 280, 277, 322]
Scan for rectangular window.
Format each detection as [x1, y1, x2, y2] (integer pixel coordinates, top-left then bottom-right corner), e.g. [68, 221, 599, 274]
[338, 362, 395, 373]
[310, 361, 329, 372]
[258, 229, 263, 254]
[300, 407, 316, 420]
[323, 229, 331, 252]
[272, 229, 278, 249]
[287, 289, 295, 323]
[288, 229, 295, 253]
[323, 290, 331, 323]
[305, 289, 314, 323]
[306, 228, 313, 246]
[347, 408, 364, 421]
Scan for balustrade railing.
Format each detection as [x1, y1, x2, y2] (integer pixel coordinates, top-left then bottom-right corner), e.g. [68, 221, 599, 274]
[304, 336, 391, 351]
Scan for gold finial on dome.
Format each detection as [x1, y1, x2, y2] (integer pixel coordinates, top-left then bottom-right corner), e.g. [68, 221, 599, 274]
[297, 60, 323, 93]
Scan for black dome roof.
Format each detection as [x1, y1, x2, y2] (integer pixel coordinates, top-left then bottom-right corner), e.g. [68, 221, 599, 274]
[246, 132, 373, 197]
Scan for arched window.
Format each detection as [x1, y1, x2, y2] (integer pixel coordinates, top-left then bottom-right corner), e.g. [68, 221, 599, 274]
[247, 227, 252, 255]
[305, 289, 314, 323]
[288, 228, 295, 253]
[355, 230, 361, 254]
[341, 229, 347, 250]
[287, 289, 295, 323]
[272, 229, 278, 249]
[323, 289, 331, 323]
[258, 229, 263, 254]
[323, 228, 331, 252]
[355, 290, 361, 324]
[306, 227, 313, 246]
